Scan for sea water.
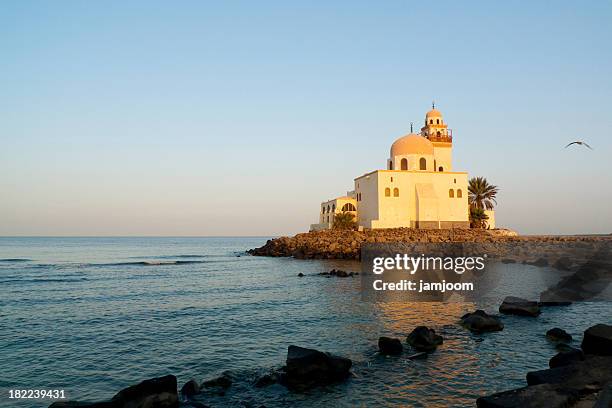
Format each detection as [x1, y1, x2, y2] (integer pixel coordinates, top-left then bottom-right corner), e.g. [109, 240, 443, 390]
[1, 237, 610, 407]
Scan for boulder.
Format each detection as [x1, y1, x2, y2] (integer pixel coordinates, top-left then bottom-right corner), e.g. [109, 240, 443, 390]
[378, 337, 403, 355]
[499, 296, 541, 317]
[335, 270, 349, 277]
[406, 326, 443, 352]
[201, 375, 232, 389]
[460, 310, 504, 333]
[527, 355, 612, 393]
[49, 376, 178, 408]
[297, 273, 304, 277]
[549, 347, 584, 368]
[476, 384, 579, 408]
[110, 375, 178, 408]
[180, 379, 200, 398]
[546, 328, 572, 343]
[284, 345, 352, 390]
[581, 324, 612, 356]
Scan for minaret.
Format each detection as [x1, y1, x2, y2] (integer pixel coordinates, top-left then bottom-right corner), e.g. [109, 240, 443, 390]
[420, 104, 453, 172]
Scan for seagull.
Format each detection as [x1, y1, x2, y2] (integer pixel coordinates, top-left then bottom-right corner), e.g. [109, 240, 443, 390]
[565, 141, 592, 149]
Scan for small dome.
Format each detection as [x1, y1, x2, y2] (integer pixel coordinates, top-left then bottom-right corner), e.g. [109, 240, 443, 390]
[426, 109, 443, 118]
[390, 133, 434, 156]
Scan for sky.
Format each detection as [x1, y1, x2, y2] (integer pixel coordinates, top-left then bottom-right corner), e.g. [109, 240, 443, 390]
[1, 1, 611, 236]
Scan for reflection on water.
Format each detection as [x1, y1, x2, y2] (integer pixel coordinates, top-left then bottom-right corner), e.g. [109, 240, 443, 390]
[0, 237, 611, 408]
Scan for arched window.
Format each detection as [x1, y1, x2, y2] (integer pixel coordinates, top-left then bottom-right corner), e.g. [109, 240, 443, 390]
[419, 157, 427, 170]
[385, 187, 391, 197]
[449, 189, 454, 198]
[332, 204, 336, 212]
[341, 203, 356, 211]
[327, 205, 330, 213]
[430, 119, 433, 124]
[388, 161, 393, 170]
[439, 166, 443, 172]
[393, 188, 399, 197]
[437, 119, 440, 124]
[401, 158, 408, 170]
[457, 189, 462, 198]
[436, 131, 440, 136]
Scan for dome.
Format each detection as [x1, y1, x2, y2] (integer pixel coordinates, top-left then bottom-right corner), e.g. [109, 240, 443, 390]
[390, 133, 434, 156]
[426, 108, 443, 118]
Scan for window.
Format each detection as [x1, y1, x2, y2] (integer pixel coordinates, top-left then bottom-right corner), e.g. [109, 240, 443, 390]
[420, 157, 427, 170]
[390, 177, 393, 182]
[457, 189, 462, 198]
[401, 158, 408, 170]
[385, 187, 391, 197]
[332, 204, 336, 212]
[393, 188, 399, 197]
[436, 119, 440, 124]
[327, 205, 330, 213]
[341, 203, 356, 211]
[449, 189, 454, 198]
[430, 119, 433, 124]
[388, 161, 393, 170]
[439, 166, 443, 172]
[437, 131, 440, 136]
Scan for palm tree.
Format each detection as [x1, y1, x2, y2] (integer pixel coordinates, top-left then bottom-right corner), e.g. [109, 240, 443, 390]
[332, 211, 357, 230]
[469, 207, 489, 229]
[468, 177, 498, 210]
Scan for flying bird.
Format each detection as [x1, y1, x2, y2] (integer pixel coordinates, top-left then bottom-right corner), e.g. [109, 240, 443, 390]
[565, 141, 592, 149]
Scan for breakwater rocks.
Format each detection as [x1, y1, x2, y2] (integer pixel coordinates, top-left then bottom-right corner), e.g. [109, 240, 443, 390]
[477, 323, 612, 408]
[247, 228, 611, 261]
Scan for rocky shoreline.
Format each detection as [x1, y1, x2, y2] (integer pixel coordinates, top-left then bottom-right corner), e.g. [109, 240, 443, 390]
[247, 228, 612, 260]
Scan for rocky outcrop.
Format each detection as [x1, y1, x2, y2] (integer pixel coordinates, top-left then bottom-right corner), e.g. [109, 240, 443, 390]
[406, 326, 443, 352]
[378, 336, 403, 355]
[247, 228, 611, 262]
[499, 296, 541, 317]
[546, 328, 572, 343]
[283, 345, 352, 390]
[581, 324, 612, 356]
[476, 383, 579, 408]
[460, 310, 504, 333]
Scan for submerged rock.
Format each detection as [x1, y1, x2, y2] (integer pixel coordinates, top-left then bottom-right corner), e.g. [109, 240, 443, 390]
[546, 328, 572, 343]
[460, 310, 504, 333]
[297, 273, 304, 277]
[180, 379, 200, 398]
[527, 355, 612, 390]
[549, 347, 584, 368]
[378, 336, 403, 355]
[406, 326, 443, 352]
[499, 296, 541, 317]
[581, 323, 612, 356]
[201, 375, 232, 389]
[283, 345, 352, 390]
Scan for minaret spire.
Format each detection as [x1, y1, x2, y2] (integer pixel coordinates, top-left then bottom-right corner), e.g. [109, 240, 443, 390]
[432, 100, 435, 109]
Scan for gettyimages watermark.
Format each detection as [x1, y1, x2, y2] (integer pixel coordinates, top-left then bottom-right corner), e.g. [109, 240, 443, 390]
[359, 242, 612, 303]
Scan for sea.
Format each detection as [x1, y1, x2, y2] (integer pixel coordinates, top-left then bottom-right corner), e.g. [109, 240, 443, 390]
[1, 237, 610, 408]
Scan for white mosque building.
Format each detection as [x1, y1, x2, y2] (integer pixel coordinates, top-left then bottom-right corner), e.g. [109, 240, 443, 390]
[311, 105, 494, 231]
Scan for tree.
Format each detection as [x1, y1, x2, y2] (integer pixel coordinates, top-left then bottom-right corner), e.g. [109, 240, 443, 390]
[332, 211, 357, 230]
[469, 207, 489, 229]
[468, 177, 498, 210]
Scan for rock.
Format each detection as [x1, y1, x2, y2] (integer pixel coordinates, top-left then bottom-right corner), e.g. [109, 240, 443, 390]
[546, 328, 572, 343]
[527, 355, 612, 392]
[552, 257, 573, 271]
[460, 310, 504, 333]
[406, 326, 443, 352]
[49, 376, 178, 408]
[378, 337, 403, 355]
[581, 324, 612, 356]
[593, 383, 612, 408]
[549, 347, 584, 368]
[476, 383, 579, 408]
[201, 375, 232, 389]
[284, 345, 352, 390]
[110, 375, 178, 408]
[254, 373, 278, 388]
[180, 379, 200, 398]
[335, 270, 349, 277]
[526, 258, 549, 267]
[297, 273, 304, 277]
[499, 296, 541, 317]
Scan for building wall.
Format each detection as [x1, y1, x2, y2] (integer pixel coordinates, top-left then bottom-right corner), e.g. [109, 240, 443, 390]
[484, 210, 496, 229]
[432, 143, 452, 172]
[356, 170, 469, 229]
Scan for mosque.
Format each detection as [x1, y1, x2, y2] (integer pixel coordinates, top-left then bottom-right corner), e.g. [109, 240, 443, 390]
[311, 105, 494, 231]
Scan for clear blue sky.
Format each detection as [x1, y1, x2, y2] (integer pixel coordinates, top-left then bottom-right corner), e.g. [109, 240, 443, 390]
[1, 1, 611, 236]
